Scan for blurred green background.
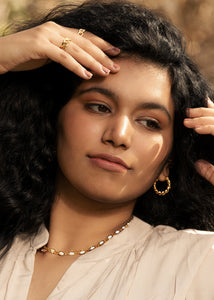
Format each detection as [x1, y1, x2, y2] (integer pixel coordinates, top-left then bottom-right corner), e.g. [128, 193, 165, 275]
[0, 0, 213, 85]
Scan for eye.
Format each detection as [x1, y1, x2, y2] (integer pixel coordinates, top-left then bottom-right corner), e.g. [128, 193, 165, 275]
[137, 118, 161, 130]
[85, 103, 111, 113]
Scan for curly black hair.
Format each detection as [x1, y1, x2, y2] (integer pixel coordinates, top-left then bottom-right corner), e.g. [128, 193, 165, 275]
[0, 0, 213, 256]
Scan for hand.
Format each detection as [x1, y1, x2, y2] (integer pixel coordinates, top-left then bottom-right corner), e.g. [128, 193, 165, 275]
[183, 98, 214, 185]
[0, 21, 120, 79]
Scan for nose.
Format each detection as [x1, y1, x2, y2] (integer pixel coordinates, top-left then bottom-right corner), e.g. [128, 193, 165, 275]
[102, 115, 132, 149]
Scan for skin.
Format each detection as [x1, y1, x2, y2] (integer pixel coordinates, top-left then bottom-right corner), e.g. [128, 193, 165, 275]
[50, 57, 174, 251]
[184, 98, 214, 184]
[0, 22, 120, 77]
[0, 22, 213, 183]
[28, 58, 174, 300]
[56, 58, 174, 204]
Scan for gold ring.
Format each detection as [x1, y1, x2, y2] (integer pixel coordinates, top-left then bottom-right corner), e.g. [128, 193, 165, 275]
[78, 29, 86, 37]
[59, 38, 72, 50]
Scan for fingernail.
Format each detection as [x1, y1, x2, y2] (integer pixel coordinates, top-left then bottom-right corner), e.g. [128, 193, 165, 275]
[208, 98, 214, 106]
[195, 161, 203, 173]
[183, 118, 190, 123]
[102, 66, 110, 74]
[112, 63, 120, 70]
[84, 70, 93, 78]
[195, 159, 206, 172]
[186, 108, 190, 116]
[105, 47, 120, 55]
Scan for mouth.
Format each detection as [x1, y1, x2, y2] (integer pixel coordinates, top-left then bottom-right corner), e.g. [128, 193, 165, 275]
[88, 154, 130, 172]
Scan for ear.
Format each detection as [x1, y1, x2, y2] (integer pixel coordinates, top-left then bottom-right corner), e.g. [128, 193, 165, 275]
[158, 163, 170, 182]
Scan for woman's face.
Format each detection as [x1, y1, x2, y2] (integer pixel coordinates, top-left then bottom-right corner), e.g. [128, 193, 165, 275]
[57, 59, 174, 204]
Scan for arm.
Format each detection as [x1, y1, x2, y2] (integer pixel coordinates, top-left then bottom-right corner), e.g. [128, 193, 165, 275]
[184, 99, 214, 185]
[0, 21, 120, 79]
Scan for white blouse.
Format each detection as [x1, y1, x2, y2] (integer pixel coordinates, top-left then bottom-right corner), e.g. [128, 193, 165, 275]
[1, 216, 214, 300]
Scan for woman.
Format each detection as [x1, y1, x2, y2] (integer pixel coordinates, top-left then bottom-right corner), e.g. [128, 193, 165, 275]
[0, 0, 214, 299]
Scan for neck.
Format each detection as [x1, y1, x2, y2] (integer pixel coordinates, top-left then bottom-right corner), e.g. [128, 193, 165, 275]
[47, 172, 135, 251]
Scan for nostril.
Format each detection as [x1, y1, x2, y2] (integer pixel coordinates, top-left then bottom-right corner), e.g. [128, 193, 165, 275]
[106, 140, 114, 145]
[104, 139, 127, 149]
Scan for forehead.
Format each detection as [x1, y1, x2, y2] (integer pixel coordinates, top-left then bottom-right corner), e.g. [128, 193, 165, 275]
[75, 58, 173, 114]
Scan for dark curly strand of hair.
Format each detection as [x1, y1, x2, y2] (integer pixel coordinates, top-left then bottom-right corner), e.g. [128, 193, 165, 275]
[0, 0, 213, 257]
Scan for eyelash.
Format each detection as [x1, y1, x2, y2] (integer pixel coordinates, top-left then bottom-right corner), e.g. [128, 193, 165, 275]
[136, 118, 161, 130]
[85, 103, 111, 113]
[85, 103, 161, 130]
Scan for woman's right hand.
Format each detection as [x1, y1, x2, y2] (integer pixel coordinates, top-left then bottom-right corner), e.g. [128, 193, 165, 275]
[184, 99, 214, 186]
[0, 21, 120, 79]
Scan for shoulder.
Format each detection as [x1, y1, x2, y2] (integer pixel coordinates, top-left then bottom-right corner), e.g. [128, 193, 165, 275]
[147, 224, 214, 276]
[149, 223, 214, 251]
[130, 218, 214, 298]
[131, 217, 214, 276]
[186, 241, 214, 299]
[134, 217, 214, 255]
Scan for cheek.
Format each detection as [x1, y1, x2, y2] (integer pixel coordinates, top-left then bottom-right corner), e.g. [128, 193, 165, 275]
[148, 136, 169, 162]
[134, 133, 172, 178]
[57, 111, 99, 151]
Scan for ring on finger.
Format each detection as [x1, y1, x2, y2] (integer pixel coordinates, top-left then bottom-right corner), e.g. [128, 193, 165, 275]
[60, 38, 72, 50]
[78, 29, 86, 37]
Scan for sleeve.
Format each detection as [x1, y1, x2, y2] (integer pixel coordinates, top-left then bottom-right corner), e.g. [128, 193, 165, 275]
[186, 246, 214, 299]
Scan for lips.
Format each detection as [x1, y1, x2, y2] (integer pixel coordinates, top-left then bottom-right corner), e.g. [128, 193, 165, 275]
[88, 154, 130, 172]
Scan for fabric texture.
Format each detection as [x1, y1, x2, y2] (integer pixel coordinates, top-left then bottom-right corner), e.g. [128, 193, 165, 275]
[0, 216, 214, 300]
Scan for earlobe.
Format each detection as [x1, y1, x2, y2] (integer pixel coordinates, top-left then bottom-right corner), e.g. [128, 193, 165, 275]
[158, 164, 170, 182]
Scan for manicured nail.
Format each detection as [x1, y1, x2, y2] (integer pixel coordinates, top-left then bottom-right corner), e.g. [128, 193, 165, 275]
[105, 47, 120, 55]
[207, 98, 214, 106]
[102, 66, 110, 74]
[195, 161, 202, 173]
[112, 63, 120, 70]
[186, 108, 190, 116]
[195, 159, 206, 173]
[84, 70, 93, 78]
[183, 118, 190, 123]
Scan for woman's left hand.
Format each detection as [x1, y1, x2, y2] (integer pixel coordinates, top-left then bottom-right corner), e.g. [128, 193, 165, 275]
[183, 98, 214, 185]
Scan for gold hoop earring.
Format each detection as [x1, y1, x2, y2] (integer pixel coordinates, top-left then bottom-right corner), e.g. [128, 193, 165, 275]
[153, 176, 171, 196]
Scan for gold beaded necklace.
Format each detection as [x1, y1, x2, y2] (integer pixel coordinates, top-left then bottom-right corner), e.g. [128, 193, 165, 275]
[40, 216, 133, 256]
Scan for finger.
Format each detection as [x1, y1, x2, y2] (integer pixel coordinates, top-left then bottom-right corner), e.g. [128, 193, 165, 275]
[48, 23, 120, 72]
[45, 42, 93, 79]
[62, 41, 112, 76]
[77, 39, 120, 73]
[78, 30, 120, 56]
[184, 116, 214, 128]
[50, 34, 114, 77]
[194, 125, 214, 135]
[184, 118, 214, 135]
[195, 160, 214, 185]
[207, 98, 214, 108]
[28, 28, 93, 79]
[55, 23, 120, 56]
[69, 33, 120, 72]
[186, 107, 214, 118]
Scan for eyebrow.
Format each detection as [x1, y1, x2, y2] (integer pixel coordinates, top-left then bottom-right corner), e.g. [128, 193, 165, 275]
[77, 87, 172, 122]
[138, 102, 172, 122]
[77, 87, 118, 101]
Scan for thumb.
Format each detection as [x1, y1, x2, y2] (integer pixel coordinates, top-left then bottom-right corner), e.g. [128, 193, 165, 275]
[195, 159, 214, 185]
